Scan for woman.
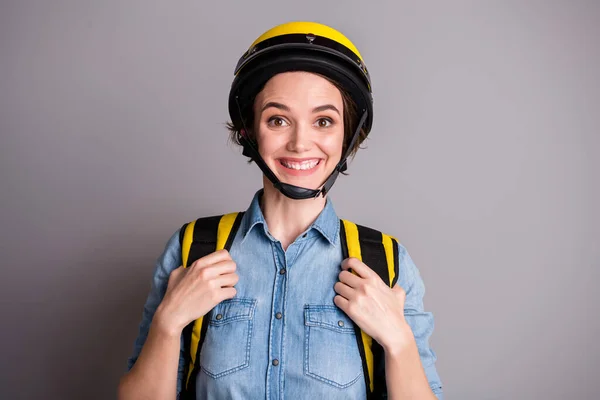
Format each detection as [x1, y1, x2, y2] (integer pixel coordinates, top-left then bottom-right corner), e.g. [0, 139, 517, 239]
[118, 21, 443, 400]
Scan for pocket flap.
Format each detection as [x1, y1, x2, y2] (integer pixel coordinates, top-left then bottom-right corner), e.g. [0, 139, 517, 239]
[304, 305, 355, 333]
[209, 298, 256, 325]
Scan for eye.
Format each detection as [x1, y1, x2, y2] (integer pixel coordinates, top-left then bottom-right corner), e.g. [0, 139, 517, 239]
[267, 117, 289, 127]
[315, 118, 333, 128]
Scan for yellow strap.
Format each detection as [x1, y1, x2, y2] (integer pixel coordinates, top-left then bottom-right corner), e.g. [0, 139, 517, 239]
[181, 220, 196, 268]
[216, 213, 239, 251]
[381, 233, 396, 288]
[341, 219, 373, 393]
[360, 330, 374, 388]
[342, 219, 362, 260]
[184, 213, 240, 389]
[182, 219, 200, 387]
[186, 319, 204, 386]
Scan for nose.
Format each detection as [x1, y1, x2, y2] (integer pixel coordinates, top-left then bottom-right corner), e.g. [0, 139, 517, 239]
[286, 123, 312, 153]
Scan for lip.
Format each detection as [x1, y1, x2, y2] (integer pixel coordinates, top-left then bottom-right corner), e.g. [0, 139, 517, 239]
[276, 157, 323, 177]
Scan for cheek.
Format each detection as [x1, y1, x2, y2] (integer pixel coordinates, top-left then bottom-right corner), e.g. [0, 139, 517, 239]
[256, 130, 284, 158]
[323, 130, 345, 160]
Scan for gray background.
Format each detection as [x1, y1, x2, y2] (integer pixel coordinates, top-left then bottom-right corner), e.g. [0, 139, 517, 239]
[1, 1, 598, 399]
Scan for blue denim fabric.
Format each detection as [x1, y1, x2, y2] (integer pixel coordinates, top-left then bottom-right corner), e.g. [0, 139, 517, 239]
[127, 190, 444, 399]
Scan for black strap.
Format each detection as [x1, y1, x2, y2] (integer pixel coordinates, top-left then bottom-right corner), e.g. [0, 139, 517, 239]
[339, 221, 372, 398]
[179, 213, 245, 399]
[355, 224, 392, 285]
[340, 220, 396, 399]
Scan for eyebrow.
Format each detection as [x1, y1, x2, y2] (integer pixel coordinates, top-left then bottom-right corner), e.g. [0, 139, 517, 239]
[261, 102, 290, 112]
[313, 104, 340, 115]
[260, 102, 340, 116]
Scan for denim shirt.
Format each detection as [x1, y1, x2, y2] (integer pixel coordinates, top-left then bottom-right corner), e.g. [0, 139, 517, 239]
[127, 190, 444, 399]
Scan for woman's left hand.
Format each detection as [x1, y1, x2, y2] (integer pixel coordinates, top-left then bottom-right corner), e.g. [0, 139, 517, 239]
[334, 257, 414, 353]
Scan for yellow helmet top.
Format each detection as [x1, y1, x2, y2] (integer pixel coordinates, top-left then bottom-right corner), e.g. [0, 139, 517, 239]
[229, 21, 373, 135]
[249, 21, 364, 61]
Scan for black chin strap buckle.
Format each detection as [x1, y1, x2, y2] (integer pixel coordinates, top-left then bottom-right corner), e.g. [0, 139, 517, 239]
[339, 159, 348, 173]
[242, 142, 254, 158]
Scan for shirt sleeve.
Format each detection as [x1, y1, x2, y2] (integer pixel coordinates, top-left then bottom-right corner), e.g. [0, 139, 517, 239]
[126, 229, 186, 395]
[396, 243, 444, 399]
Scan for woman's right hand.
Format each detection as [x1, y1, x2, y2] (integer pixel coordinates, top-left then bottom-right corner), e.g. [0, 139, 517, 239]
[153, 249, 239, 336]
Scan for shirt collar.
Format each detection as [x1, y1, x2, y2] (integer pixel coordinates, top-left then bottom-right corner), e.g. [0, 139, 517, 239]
[239, 189, 339, 246]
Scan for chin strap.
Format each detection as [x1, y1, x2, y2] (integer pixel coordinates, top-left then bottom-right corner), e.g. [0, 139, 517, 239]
[235, 96, 367, 200]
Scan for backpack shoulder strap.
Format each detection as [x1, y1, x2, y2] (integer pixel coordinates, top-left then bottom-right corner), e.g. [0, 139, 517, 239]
[180, 212, 245, 268]
[339, 219, 400, 399]
[179, 212, 245, 399]
[340, 219, 399, 288]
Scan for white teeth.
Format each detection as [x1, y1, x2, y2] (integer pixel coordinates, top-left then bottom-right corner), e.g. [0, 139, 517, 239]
[281, 160, 319, 170]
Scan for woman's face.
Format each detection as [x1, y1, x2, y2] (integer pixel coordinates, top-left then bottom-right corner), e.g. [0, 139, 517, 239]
[253, 71, 345, 191]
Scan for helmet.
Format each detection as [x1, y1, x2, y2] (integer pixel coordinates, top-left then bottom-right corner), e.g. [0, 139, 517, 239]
[229, 21, 373, 135]
[228, 21, 373, 200]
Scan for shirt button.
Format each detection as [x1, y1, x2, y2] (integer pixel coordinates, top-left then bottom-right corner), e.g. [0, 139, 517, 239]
[272, 359, 279, 366]
[216, 314, 223, 320]
[279, 268, 286, 275]
[338, 320, 344, 327]
[275, 312, 282, 319]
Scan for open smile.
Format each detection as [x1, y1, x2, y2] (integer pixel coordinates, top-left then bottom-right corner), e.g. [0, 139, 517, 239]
[277, 158, 323, 176]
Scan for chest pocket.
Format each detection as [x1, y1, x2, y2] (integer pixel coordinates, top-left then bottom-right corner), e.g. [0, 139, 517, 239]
[304, 305, 363, 388]
[199, 298, 256, 379]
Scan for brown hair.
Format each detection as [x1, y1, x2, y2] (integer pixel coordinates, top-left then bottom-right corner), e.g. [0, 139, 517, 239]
[226, 73, 368, 164]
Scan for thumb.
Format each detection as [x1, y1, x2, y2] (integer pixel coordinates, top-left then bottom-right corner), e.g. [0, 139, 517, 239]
[168, 265, 185, 286]
[392, 284, 406, 300]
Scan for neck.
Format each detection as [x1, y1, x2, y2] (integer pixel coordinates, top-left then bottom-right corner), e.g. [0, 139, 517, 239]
[260, 177, 327, 250]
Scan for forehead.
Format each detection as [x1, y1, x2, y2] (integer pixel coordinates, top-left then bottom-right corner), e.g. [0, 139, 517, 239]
[255, 71, 343, 107]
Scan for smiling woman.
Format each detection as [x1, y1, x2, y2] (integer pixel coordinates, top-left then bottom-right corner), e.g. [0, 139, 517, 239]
[253, 72, 346, 191]
[228, 71, 368, 167]
[118, 21, 443, 400]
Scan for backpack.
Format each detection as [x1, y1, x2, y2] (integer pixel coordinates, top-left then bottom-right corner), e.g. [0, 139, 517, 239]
[178, 212, 400, 399]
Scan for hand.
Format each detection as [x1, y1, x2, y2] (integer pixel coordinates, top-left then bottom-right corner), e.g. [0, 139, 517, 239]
[154, 249, 238, 336]
[333, 257, 413, 352]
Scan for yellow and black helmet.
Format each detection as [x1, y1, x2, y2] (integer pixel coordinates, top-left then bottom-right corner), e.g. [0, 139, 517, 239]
[228, 21, 374, 134]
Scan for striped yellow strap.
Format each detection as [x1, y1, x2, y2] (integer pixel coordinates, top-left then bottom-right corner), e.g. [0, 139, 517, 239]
[181, 220, 201, 388]
[341, 219, 374, 393]
[381, 233, 396, 288]
[183, 213, 240, 388]
[186, 318, 204, 387]
[216, 213, 239, 251]
[342, 219, 362, 260]
[181, 220, 196, 269]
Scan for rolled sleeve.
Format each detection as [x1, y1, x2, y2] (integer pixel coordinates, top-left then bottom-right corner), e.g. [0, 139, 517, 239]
[396, 244, 444, 399]
[126, 229, 186, 394]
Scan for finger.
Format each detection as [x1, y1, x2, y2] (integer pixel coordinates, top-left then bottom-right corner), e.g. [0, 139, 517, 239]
[209, 260, 237, 275]
[167, 265, 185, 285]
[191, 260, 236, 283]
[334, 281, 355, 300]
[190, 249, 232, 269]
[392, 284, 406, 301]
[338, 270, 362, 288]
[199, 259, 236, 277]
[169, 265, 184, 278]
[333, 294, 350, 311]
[341, 258, 374, 279]
[213, 272, 239, 288]
[216, 286, 237, 302]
